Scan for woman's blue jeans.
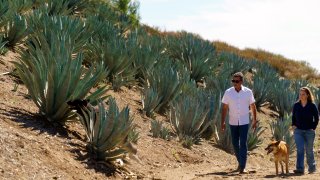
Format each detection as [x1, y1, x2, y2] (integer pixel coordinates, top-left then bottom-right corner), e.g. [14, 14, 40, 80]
[294, 128, 316, 172]
[230, 124, 249, 170]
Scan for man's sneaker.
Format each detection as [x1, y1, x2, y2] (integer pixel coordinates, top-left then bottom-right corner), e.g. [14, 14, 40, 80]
[293, 169, 304, 174]
[240, 169, 249, 174]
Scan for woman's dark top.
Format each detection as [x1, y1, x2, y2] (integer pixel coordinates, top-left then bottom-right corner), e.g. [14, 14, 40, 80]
[292, 102, 319, 130]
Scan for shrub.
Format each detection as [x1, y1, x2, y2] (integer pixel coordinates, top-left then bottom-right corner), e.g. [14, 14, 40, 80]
[270, 114, 295, 154]
[27, 13, 93, 54]
[74, 98, 135, 161]
[131, 30, 164, 82]
[165, 31, 217, 82]
[141, 59, 187, 116]
[169, 94, 210, 148]
[246, 62, 279, 111]
[268, 79, 298, 118]
[247, 121, 265, 151]
[88, 21, 137, 91]
[150, 119, 170, 140]
[128, 125, 140, 144]
[2, 14, 28, 49]
[13, 33, 106, 124]
[0, 37, 7, 55]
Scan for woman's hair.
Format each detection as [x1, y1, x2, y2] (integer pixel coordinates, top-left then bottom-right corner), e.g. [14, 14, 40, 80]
[300, 86, 314, 103]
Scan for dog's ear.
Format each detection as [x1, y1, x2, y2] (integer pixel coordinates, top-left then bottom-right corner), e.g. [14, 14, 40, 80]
[275, 140, 281, 146]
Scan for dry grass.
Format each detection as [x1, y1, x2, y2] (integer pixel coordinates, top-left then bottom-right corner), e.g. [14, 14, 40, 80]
[214, 41, 320, 85]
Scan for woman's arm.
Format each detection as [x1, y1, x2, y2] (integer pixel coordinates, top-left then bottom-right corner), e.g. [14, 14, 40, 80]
[313, 103, 319, 130]
[292, 104, 297, 127]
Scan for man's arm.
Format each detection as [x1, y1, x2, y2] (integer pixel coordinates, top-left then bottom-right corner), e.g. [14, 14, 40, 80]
[221, 103, 228, 132]
[250, 103, 257, 130]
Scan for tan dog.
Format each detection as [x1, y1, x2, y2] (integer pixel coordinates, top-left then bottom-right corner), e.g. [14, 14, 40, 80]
[265, 140, 289, 175]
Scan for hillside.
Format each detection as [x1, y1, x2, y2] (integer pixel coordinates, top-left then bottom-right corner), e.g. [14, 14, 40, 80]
[1, 1, 320, 179]
[1, 51, 320, 180]
[213, 41, 320, 84]
[144, 26, 320, 85]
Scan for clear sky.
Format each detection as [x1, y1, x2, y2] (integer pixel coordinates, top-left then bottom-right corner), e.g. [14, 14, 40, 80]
[139, 0, 320, 72]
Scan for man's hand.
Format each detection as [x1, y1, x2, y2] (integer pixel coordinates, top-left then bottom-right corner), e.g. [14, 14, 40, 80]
[221, 122, 226, 132]
[221, 103, 228, 132]
[251, 120, 257, 131]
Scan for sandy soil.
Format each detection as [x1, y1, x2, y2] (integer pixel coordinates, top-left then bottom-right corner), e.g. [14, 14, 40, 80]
[1, 51, 320, 180]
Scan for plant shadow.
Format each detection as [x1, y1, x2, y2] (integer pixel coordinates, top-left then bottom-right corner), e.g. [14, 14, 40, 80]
[70, 144, 123, 177]
[0, 103, 73, 139]
[0, 103, 130, 177]
[195, 169, 255, 178]
[264, 172, 305, 178]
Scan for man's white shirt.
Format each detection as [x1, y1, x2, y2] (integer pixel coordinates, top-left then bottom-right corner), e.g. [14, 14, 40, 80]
[222, 85, 255, 126]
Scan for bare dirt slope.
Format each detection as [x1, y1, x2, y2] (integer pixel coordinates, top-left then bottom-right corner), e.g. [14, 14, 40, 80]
[1, 51, 320, 180]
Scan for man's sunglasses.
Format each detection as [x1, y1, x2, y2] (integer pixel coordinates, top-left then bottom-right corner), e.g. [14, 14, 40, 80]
[231, 80, 241, 83]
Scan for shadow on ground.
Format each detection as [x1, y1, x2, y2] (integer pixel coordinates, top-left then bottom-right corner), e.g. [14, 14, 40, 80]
[195, 169, 257, 177]
[264, 172, 305, 178]
[0, 102, 122, 177]
[0, 103, 75, 138]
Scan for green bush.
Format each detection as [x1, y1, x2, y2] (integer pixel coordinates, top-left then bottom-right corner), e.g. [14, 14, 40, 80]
[0, 0, 9, 26]
[169, 94, 210, 148]
[247, 121, 265, 151]
[269, 114, 295, 154]
[13, 33, 106, 124]
[0, 37, 7, 55]
[218, 52, 251, 74]
[40, 0, 87, 16]
[88, 20, 137, 91]
[131, 30, 165, 82]
[206, 70, 232, 94]
[27, 13, 93, 54]
[142, 60, 187, 116]
[9, 0, 34, 14]
[76, 98, 134, 161]
[2, 14, 28, 49]
[141, 87, 161, 118]
[246, 62, 279, 111]
[128, 125, 140, 144]
[268, 79, 298, 118]
[165, 31, 217, 82]
[150, 119, 170, 140]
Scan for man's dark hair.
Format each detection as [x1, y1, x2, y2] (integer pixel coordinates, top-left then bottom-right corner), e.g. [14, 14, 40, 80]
[233, 72, 244, 81]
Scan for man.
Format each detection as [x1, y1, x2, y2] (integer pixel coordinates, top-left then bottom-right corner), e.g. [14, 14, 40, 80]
[221, 72, 257, 174]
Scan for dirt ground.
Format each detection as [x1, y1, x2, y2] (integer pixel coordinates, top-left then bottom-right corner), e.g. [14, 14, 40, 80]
[1, 51, 320, 180]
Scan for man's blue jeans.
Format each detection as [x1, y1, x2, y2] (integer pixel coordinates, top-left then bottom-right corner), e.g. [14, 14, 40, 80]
[294, 128, 316, 172]
[230, 124, 249, 170]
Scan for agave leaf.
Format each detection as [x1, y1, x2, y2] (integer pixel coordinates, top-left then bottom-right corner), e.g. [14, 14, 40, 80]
[92, 103, 104, 144]
[104, 149, 127, 160]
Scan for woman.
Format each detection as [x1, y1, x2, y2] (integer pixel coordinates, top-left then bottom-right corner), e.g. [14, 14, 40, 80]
[292, 87, 319, 174]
